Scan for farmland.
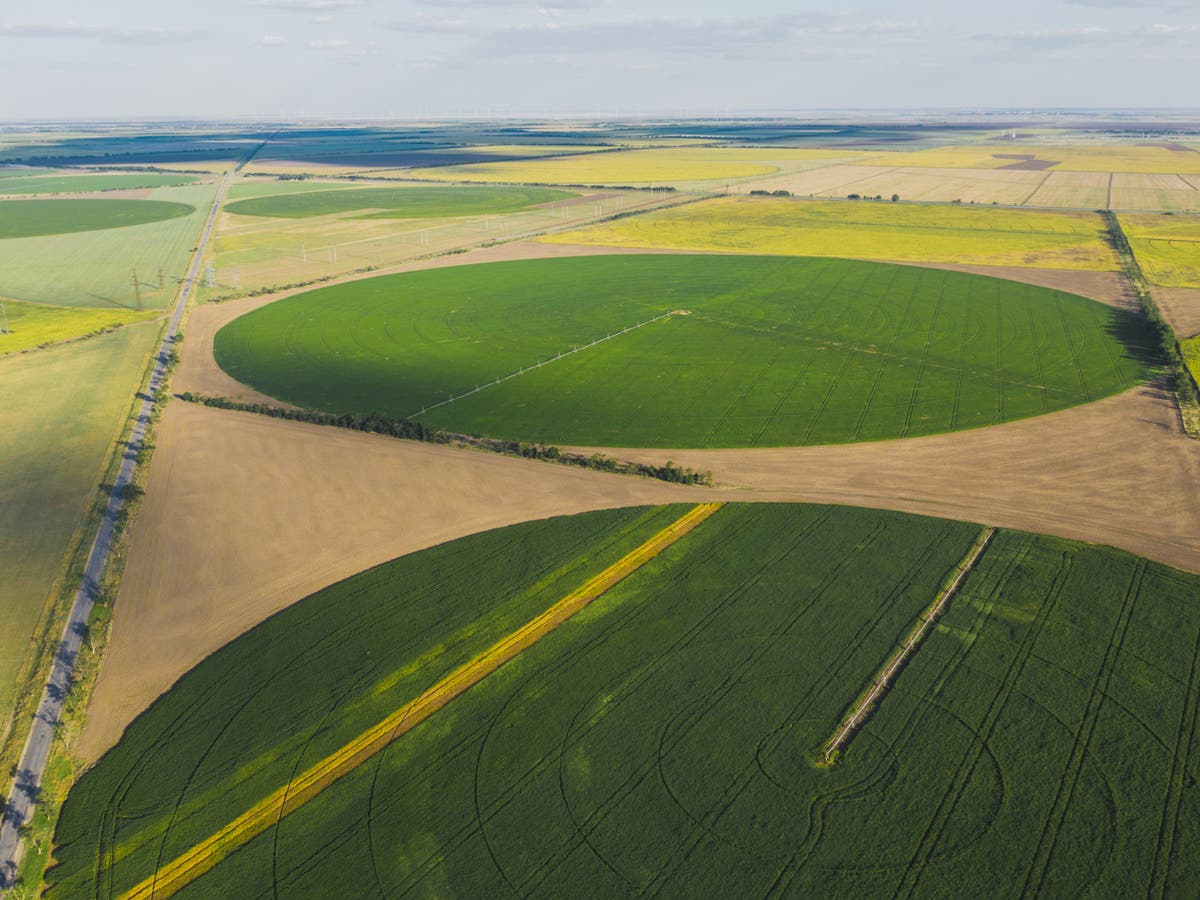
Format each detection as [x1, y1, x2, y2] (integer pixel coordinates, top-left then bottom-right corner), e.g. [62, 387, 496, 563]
[0, 181, 217, 307]
[224, 185, 575, 219]
[48, 503, 1200, 897]
[203, 186, 665, 299]
[213, 254, 1150, 448]
[1184, 335, 1200, 383]
[541, 196, 1119, 270]
[0, 198, 192, 239]
[0, 324, 158, 732]
[1118, 213, 1200, 288]
[0, 173, 198, 195]
[408, 146, 868, 188]
[0, 298, 157, 355]
[884, 143, 1200, 174]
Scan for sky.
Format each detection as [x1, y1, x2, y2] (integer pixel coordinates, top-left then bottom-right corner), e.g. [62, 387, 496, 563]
[1, 0, 1198, 119]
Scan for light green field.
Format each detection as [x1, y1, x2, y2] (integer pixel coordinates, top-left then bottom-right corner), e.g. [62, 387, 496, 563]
[0, 181, 216, 307]
[0, 298, 157, 354]
[1118, 212, 1200, 287]
[0, 324, 158, 727]
[205, 188, 656, 299]
[0, 173, 198, 195]
[543, 196, 1119, 270]
[224, 185, 575, 220]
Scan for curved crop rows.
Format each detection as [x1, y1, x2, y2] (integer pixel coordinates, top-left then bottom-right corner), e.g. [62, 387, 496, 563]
[47, 504, 1200, 898]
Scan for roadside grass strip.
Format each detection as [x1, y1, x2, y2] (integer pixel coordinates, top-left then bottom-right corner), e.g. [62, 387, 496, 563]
[409, 310, 677, 419]
[822, 526, 996, 764]
[118, 502, 724, 900]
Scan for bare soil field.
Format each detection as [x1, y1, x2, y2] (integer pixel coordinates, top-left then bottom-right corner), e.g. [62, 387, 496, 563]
[1153, 286, 1200, 338]
[77, 402, 717, 762]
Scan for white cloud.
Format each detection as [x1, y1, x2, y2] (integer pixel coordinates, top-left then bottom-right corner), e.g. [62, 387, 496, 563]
[260, 34, 289, 45]
[307, 38, 352, 48]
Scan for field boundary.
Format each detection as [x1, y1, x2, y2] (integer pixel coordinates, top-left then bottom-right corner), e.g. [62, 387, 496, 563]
[820, 526, 996, 764]
[410, 310, 677, 419]
[117, 502, 724, 900]
[1103, 211, 1200, 437]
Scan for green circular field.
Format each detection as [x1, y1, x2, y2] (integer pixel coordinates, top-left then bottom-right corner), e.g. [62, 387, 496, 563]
[223, 184, 576, 219]
[0, 198, 193, 239]
[48, 504, 1200, 898]
[215, 255, 1151, 448]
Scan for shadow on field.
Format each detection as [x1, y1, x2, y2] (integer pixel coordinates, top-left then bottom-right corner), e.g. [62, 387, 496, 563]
[1105, 307, 1163, 369]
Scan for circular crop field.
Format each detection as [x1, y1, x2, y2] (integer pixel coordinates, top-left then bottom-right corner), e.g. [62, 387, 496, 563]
[0, 198, 193, 239]
[223, 185, 576, 219]
[48, 505, 1200, 898]
[215, 255, 1152, 448]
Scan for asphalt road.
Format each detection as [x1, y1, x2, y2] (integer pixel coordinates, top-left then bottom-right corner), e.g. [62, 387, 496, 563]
[0, 150, 257, 890]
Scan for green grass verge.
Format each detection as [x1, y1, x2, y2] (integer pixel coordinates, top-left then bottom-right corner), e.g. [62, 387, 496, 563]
[0, 174, 198, 196]
[48, 504, 1200, 897]
[0, 182, 216, 308]
[0, 298, 158, 354]
[214, 254, 1154, 448]
[223, 185, 575, 220]
[0, 198, 192, 239]
[0, 324, 160, 731]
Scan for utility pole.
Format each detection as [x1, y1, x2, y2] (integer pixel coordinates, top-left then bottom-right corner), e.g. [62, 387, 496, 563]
[158, 268, 165, 291]
[1, 300, 8, 334]
[132, 269, 143, 310]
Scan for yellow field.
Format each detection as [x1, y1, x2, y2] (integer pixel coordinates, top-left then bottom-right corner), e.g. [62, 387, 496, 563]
[0, 298, 157, 355]
[1183, 335, 1200, 384]
[885, 143, 1200, 174]
[119, 502, 723, 900]
[541, 196, 1118, 270]
[407, 147, 870, 187]
[1120, 212, 1200, 287]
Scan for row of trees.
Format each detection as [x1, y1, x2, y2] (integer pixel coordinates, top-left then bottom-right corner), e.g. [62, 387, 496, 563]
[177, 393, 713, 486]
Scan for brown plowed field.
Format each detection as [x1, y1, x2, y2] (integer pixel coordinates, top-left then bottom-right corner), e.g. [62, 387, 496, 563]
[77, 403, 718, 762]
[1153, 286, 1200, 338]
